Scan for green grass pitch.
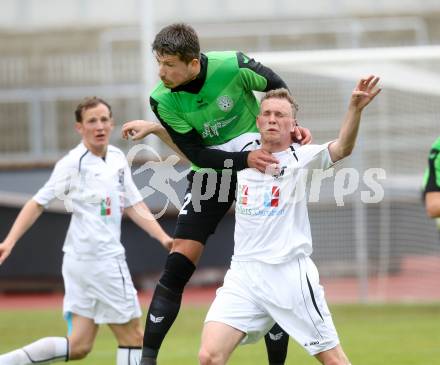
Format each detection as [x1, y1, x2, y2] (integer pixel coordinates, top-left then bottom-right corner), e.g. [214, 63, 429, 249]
[0, 304, 439, 364]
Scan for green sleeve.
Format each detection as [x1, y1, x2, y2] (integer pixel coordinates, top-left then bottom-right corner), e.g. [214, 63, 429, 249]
[151, 97, 193, 134]
[238, 66, 268, 92]
[236, 51, 288, 92]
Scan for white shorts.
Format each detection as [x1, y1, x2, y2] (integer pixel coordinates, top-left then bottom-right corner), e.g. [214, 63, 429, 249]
[205, 255, 339, 356]
[62, 254, 142, 324]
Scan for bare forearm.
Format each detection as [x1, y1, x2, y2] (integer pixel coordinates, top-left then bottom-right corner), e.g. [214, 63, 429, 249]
[425, 192, 440, 218]
[329, 75, 381, 162]
[155, 127, 188, 161]
[329, 107, 362, 162]
[121, 119, 187, 162]
[4, 199, 44, 248]
[125, 203, 171, 248]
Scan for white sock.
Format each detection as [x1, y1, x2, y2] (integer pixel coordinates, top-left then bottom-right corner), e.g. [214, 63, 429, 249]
[0, 337, 68, 365]
[117, 346, 142, 365]
[0, 349, 29, 365]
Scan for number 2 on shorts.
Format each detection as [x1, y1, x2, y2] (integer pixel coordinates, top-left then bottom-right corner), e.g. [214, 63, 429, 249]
[179, 193, 192, 215]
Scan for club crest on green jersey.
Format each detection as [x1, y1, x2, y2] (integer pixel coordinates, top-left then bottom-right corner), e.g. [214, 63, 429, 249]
[217, 95, 234, 112]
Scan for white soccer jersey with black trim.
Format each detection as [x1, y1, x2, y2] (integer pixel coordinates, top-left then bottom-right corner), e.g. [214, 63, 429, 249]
[33, 143, 142, 260]
[233, 141, 335, 264]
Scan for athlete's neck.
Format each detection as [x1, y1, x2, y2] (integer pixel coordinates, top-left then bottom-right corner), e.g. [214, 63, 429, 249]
[261, 141, 290, 153]
[184, 63, 201, 85]
[83, 142, 108, 158]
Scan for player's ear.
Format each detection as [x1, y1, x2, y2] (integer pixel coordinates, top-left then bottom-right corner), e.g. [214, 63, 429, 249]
[256, 115, 263, 131]
[75, 121, 83, 135]
[189, 58, 199, 69]
[290, 118, 297, 132]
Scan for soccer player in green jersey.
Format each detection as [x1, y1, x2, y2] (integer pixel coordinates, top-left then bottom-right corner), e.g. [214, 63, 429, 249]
[122, 23, 312, 365]
[424, 137, 440, 228]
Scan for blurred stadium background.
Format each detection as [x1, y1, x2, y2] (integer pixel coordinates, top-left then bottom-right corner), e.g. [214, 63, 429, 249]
[0, 0, 440, 306]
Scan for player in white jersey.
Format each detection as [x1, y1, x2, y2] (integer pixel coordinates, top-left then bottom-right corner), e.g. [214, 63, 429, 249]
[0, 97, 172, 365]
[199, 77, 381, 365]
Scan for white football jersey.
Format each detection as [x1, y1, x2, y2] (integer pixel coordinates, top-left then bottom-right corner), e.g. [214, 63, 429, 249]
[233, 141, 335, 264]
[34, 143, 142, 260]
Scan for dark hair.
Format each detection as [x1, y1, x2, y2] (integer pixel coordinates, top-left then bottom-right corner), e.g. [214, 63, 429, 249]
[260, 88, 299, 117]
[152, 23, 200, 63]
[74, 97, 112, 123]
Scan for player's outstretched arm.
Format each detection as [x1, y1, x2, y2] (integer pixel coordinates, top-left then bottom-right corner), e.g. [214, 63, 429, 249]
[0, 199, 44, 265]
[329, 75, 381, 163]
[122, 120, 187, 161]
[121, 119, 159, 141]
[125, 202, 173, 251]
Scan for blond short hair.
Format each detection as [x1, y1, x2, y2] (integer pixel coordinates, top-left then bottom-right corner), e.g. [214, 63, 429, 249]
[260, 88, 299, 117]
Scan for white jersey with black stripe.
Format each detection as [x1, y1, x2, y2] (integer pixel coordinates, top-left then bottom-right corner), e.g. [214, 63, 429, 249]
[33, 143, 142, 260]
[233, 141, 335, 264]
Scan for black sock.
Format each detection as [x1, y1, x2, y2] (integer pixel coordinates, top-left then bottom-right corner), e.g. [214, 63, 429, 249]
[141, 252, 196, 361]
[140, 358, 157, 365]
[264, 323, 289, 365]
[141, 283, 182, 359]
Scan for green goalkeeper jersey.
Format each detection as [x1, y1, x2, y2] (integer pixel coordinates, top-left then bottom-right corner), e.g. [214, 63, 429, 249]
[150, 51, 288, 171]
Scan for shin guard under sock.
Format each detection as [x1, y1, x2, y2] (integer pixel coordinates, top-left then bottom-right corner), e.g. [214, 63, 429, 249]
[264, 323, 289, 365]
[141, 252, 195, 361]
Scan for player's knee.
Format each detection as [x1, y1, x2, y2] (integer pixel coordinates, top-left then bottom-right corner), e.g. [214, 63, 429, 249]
[198, 348, 211, 365]
[324, 360, 347, 365]
[198, 346, 225, 365]
[320, 353, 350, 365]
[131, 325, 144, 346]
[113, 320, 144, 347]
[198, 348, 213, 365]
[158, 252, 196, 294]
[121, 329, 144, 347]
[69, 341, 93, 360]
